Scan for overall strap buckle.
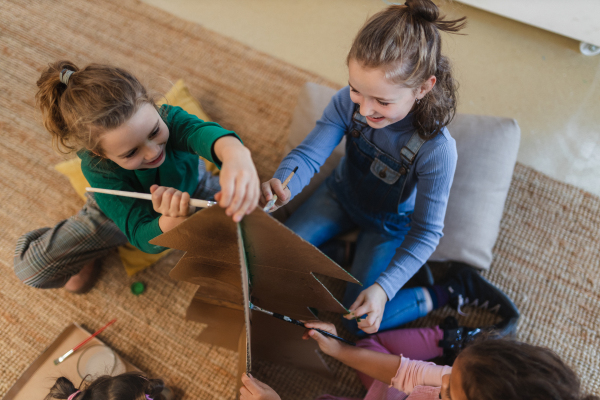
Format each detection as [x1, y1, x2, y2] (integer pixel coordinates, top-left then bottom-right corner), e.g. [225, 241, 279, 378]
[400, 132, 426, 166]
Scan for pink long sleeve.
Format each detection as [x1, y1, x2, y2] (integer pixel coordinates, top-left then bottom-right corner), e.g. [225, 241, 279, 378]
[390, 356, 452, 394]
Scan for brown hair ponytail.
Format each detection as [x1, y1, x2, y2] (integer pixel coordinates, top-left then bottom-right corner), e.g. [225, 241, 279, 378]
[35, 60, 156, 155]
[347, 0, 466, 140]
[36, 61, 80, 153]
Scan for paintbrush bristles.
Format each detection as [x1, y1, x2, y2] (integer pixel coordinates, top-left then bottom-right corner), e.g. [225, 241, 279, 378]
[249, 303, 273, 316]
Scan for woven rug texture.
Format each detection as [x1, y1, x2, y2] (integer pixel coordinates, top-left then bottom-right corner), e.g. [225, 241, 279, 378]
[1, 1, 599, 399]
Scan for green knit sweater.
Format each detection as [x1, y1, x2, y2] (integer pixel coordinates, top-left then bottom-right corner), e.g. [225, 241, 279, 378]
[79, 104, 239, 253]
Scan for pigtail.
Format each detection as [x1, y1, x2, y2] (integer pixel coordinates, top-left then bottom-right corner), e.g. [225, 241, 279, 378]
[413, 54, 458, 138]
[44, 377, 79, 400]
[36, 60, 80, 153]
[404, 0, 466, 139]
[143, 377, 166, 400]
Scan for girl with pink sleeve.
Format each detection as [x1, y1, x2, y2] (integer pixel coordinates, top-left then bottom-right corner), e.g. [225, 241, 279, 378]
[240, 321, 598, 400]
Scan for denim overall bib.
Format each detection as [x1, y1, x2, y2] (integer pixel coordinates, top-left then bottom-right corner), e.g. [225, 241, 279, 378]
[328, 106, 432, 334]
[328, 106, 426, 234]
[284, 106, 432, 335]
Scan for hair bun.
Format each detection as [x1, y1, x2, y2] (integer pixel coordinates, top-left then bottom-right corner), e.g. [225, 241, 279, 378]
[405, 0, 439, 23]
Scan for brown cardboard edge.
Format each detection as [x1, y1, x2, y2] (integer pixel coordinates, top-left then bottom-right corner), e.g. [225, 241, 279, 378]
[237, 223, 251, 374]
[3, 324, 79, 400]
[236, 328, 247, 392]
[3, 324, 140, 400]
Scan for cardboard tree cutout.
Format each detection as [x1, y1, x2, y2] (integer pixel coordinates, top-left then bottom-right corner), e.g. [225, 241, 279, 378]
[150, 206, 360, 377]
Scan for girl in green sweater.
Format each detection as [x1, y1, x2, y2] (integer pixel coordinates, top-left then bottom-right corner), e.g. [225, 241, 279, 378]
[14, 60, 259, 292]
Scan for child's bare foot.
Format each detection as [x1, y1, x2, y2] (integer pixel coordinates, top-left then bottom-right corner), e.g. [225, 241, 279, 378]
[64, 259, 101, 294]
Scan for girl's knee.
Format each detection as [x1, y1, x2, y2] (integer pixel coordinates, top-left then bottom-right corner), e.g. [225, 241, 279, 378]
[13, 258, 60, 288]
[13, 241, 64, 289]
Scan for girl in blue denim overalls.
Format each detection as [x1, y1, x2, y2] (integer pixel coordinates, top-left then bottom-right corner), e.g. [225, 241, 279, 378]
[261, 1, 518, 336]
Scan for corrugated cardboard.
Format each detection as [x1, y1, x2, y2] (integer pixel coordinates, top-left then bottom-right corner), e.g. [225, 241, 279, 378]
[150, 205, 359, 375]
[3, 323, 139, 400]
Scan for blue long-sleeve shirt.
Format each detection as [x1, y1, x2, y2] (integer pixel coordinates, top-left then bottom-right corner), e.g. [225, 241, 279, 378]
[274, 87, 457, 299]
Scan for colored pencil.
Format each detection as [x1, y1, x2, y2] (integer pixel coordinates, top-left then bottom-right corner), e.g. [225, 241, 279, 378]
[249, 303, 356, 346]
[263, 166, 298, 212]
[86, 187, 216, 208]
[53, 319, 117, 365]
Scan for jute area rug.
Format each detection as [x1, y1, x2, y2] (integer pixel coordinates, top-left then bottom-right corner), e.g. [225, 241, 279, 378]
[1, 1, 599, 399]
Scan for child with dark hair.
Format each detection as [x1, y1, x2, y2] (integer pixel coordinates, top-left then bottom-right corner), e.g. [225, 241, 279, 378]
[14, 60, 260, 292]
[45, 373, 171, 400]
[240, 320, 599, 400]
[258, 0, 516, 336]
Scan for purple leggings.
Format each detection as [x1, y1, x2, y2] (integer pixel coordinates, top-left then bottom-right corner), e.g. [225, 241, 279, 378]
[355, 326, 444, 389]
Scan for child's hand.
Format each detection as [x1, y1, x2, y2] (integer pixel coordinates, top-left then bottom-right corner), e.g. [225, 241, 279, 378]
[240, 373, 281, 400]
[301, 320, 345, 357]
[259, 178, 291, 212]
[150, 185, 194, 217]
[213, 136, 260, 222]
[343, 283, 388, 334]
[440, 373, 451, 400]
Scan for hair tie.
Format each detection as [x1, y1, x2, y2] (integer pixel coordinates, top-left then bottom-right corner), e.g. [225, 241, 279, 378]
[145, 395, 153, 400]
[67, 390, 81, 400]
[59, 69, 74, 85]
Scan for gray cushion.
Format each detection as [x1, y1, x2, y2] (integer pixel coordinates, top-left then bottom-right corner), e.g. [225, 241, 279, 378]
[275, 82, 520, 270]
[429, 114, 520, 269]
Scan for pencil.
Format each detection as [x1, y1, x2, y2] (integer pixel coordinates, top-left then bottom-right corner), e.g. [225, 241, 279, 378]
[53, 319, 117, 365]
[86, 187, 216, 208]
[263, 166, 298, 212]
[249, 303, 356, 346]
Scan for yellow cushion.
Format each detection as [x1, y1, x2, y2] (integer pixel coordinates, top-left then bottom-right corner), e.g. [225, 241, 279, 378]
[54, 158, 92, 203]
[54, 79, 217, 276]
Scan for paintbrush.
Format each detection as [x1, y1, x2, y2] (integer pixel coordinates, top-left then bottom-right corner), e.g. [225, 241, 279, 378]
[53, 319, 117, 365]
[86, 188, 216, 208]
[263, 166, 298, 212]
[249, 303, 356, 346]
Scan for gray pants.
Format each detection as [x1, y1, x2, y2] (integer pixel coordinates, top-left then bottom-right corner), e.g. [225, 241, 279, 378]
[14, 165, 220, 289]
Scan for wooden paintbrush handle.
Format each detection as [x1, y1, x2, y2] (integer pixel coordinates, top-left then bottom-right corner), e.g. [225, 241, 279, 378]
[86, 187, 216, 208]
